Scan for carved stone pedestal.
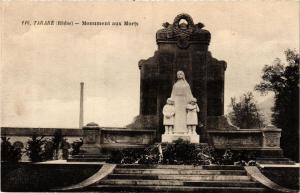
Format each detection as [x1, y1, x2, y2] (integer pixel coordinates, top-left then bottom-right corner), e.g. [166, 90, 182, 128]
[162, 132, 199, 143]
[79, 122, 101, 154]
[68, 122, 109, 162]
[261, 125, 281, 149]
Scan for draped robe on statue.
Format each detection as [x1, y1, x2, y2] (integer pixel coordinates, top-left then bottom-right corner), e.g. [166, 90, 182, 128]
[170, 79, 193, 133]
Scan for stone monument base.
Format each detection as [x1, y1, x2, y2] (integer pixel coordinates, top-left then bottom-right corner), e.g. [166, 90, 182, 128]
[162, 133, 199, 143]
[79, 144, 102, 154]
[68, 122, 110, 162]
[207, 123, 295, 165]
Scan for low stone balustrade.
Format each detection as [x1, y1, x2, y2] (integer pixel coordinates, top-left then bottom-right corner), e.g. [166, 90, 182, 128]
[207, 129, 263, 150]
[206, 119, 293, 164]
[1, 126, 156, 152]
[207, 125, 282, 151]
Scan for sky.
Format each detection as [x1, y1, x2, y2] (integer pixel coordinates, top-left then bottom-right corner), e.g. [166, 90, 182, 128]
[1, 1, 299, 128]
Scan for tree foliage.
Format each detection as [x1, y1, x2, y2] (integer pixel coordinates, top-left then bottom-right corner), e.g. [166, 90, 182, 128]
[41, 140, 55, 161]
[255, 49, 299, 161]
[107, 139, 257, 165]
[1, 137, 23, 162]
[70, 138, 83, 156]
[26, 135, 45, 162]
[60, 138, 70, 160]
[52, 129, 63, 160]
[25, 131, 71, 162]
[228, 92, 265, 129]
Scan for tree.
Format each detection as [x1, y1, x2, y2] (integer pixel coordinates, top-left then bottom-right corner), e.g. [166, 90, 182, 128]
[1, 137, 23, 162]
[26, 135, 45, 162]
[255, 49, 299, 161]
[60, 138, 70, 160]
[70, 138, 83, 156]
[41, 140, 55, 161]
[228, 92, 265, 129]
[52, 129, 62, 160]
[39, 130, 66, 161]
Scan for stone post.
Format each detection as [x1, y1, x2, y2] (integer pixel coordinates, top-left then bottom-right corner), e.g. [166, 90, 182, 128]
[68, 122, 110, 162]
[261, 125, 281, 148]
[80, 122, 101, 154]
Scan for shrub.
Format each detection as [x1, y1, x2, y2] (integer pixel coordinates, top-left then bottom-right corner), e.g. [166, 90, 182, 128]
[107, 139, 258, 166]
[70, 138, 83, 156]
[107, 150, 124, 163]
[26, 135, 45, 162]
[52, 130, 63, 160]
[61, 138, 70, 160]
[108, 139, 215, 165]
[162, 139, 214, 165]
[228, 92, 265, 129]
[42, 140, 55, 161]
[1, 137, 23, 162]
[107, 147, 158, 164]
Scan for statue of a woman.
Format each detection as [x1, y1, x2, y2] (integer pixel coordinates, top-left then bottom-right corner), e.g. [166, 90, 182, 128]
[170, 71, 194, 133]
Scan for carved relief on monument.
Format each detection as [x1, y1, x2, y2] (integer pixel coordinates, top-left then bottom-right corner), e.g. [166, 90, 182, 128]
[156, 13, 210, 48]
[83, 130, 98, 144]
[103, 133, 149, 144]
[85, 134, 96, 144]
[103, 134, 117, 143]
[263, 133, 281, 147]
[212, 135, 261, 149]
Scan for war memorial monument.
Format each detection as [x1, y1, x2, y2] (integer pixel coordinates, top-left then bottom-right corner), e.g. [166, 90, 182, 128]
[1, 13, 299, 192]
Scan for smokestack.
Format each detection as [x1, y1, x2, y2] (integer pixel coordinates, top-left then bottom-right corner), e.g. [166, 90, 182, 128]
[79, 82, 84, 129]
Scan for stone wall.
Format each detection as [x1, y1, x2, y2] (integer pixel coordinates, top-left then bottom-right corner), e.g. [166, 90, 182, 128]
[208, 129, 263, 150]
[1, 127, 156, 146]
[207, 126, 284, 158]
[1, 127, 156, 161]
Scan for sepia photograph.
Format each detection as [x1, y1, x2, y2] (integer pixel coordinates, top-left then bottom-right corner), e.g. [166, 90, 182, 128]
[1, 1, 299, 192]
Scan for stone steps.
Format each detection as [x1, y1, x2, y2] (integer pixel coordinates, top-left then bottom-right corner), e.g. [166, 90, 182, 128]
[107, 174, 251, 181]
[67, 157, 108, 162]
[114, 168, 246, 175]
[202, 165, 244, 170]
[99, 179, 260, 187]
[116, 164, 244, 170]
[117, 164, 203, 169]
[99, 179, 184, 186]
[86, 185, 267, 193]
[85, 164, 268, 192]
[184, 181, 261, 187]
[67, 154, 110, 162]
[256, 157, 295, 165]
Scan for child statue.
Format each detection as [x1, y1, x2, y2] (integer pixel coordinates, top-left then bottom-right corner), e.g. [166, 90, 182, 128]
[163, 98, 175, 134]
[186, 97, 200, 134]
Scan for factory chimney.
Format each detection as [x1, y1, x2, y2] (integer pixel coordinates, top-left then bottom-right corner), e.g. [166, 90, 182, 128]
[79, 82, 84, 129]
